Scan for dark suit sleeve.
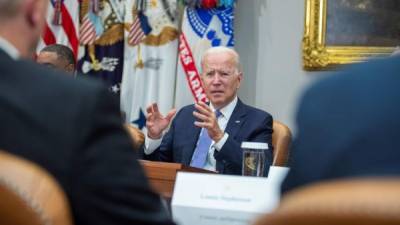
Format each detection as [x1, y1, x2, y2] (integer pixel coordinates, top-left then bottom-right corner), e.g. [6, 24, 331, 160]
[214, 113, 273, 176]
[70, 88, 174, 225]
[141, 128, 174, 162]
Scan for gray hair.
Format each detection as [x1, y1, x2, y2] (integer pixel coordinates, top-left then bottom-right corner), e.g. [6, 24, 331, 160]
[0, 0, 22, 19]
[201, 46, 242, 73]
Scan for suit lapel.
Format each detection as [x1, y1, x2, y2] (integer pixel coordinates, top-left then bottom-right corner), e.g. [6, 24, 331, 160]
[225, 99, 247, 138]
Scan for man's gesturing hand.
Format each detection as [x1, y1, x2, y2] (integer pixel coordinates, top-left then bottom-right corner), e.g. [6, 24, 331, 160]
[193, 101, 224, 142]
[146, 103, 176, 139]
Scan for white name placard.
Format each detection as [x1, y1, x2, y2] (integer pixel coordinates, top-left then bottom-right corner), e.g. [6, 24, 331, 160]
[267, 166, 290, 184]
[171, 172, 281, 214]
[172, 205, 256, 225]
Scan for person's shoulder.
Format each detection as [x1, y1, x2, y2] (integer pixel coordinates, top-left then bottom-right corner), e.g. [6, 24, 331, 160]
[18, 59, 105, 97]
[8, 60, 113, 120]
[178, 104, 196, 113]
[300, 56, 400, 109]
[171, 104, 195, 121]
[347, 55, 400, 78]
[309, 56, 400, 93]
[240, 100, 272, 120]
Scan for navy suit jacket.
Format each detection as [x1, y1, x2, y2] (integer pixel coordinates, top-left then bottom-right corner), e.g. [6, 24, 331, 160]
[282, 56, 400, 193]
[143, 99, 273, 176]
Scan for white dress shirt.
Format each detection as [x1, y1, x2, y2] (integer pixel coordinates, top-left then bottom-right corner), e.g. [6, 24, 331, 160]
[144, 96, 238, 172]
[0, 36, 20, 59]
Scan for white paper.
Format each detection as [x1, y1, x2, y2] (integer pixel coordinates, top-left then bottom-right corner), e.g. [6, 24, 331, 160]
[171, 172, 287, 225]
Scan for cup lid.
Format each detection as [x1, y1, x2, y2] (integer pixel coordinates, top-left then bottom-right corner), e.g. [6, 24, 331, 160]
[241, 142, 269, 149]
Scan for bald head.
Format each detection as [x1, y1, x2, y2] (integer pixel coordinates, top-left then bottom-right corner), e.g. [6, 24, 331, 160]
[0, 0, 22, 19]
[0, 0, 49, 58]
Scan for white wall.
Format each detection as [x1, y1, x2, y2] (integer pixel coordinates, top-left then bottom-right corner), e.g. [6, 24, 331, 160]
[235, 0, 322, 132]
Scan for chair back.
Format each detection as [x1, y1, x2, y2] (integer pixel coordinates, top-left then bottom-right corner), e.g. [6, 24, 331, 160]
[254, 178, 400, 225]
[0, 150, 73, 225]
[125, 124, 145, 149]
[272, 120, 292, 166]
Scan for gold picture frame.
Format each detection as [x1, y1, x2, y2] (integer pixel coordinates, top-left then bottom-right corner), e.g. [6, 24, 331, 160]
[303, 0, 396, 70]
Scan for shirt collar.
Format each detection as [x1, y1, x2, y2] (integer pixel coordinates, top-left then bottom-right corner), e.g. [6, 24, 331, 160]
[0, 36, 20, 60]
[210, 96, 238, 121]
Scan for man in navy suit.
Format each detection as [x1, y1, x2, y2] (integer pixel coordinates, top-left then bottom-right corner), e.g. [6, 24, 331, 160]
[143, 47, 273, 176]
[282, 56, 400, 193]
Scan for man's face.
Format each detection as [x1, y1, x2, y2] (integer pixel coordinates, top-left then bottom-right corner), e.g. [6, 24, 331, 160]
[37, 51, 74, 73]
[201, 51, 242, 109]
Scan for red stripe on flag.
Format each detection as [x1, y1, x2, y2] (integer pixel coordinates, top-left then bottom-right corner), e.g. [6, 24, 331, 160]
[128, 16, 145, 45]
[42, 24, 57, 45]
[79, 15, 96, 45]
[60, 4, 79, 59]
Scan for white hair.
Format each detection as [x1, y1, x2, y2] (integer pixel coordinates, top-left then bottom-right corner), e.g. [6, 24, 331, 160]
[201, 46, 242, 73]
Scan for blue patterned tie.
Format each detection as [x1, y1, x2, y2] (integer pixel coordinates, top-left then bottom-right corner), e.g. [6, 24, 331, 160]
[190, 110, 222, 168]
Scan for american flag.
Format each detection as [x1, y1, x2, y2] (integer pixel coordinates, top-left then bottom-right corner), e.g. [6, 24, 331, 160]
[37, 0, 80, 59]
[128, 15, 145, 46]
[79, 0, 103, 46]
[79, 13, 97, 45]
[128, 12, 152, 46]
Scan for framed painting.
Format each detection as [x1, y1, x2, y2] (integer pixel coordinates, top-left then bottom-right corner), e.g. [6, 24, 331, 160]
[303, 0, 400, 70]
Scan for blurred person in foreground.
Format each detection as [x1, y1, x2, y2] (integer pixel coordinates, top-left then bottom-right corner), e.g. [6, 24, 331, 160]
[282, 55, 400, 193]
[0, 0, 174, 224]
[37, 44, 75, 74]
[142, 46, 273, 176]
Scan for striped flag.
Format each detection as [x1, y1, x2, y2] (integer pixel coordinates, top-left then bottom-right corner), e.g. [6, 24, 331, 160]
[128, 12, 152, 46]
[120, 0, 179, 128]
[79, 14, 97, 45]
[128, 15, 145, 46]
[79, 11, 104, 45]
[37, 0, 80, 59]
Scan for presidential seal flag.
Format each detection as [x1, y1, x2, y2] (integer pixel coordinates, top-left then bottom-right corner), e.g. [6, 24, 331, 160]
[120, 0, 179, 129]
[77, 0, 126, 95]
[175, 4, 235, 108]
[37, 0, 80, 59]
